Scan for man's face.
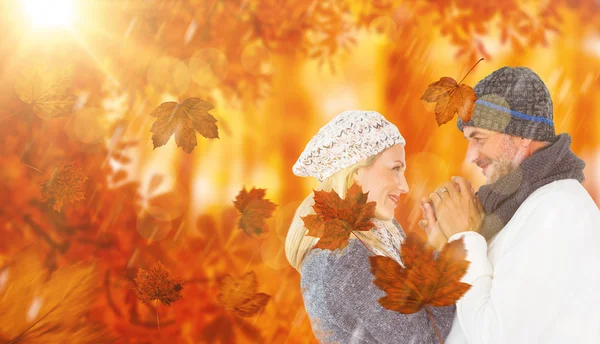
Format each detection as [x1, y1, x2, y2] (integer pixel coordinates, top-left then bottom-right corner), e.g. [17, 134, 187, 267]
[463, 127, 527, 184]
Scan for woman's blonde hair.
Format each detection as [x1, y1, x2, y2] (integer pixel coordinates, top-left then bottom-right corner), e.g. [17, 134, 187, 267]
[285, 150, 402, 272]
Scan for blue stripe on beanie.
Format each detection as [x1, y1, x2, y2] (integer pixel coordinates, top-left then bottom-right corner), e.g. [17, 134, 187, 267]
[475, 99, 554, 126]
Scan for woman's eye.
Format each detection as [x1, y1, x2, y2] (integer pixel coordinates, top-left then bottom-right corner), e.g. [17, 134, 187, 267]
[393, 166, 401, 171]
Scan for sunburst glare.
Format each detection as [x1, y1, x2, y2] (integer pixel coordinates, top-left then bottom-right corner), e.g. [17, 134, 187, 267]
[23, 0, 74, 28]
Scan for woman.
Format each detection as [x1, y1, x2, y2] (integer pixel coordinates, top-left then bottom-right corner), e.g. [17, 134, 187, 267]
[285, 110, 455, 343]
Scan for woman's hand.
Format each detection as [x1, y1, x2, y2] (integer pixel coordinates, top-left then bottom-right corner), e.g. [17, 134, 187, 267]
[429, 176, 485, 239]
[418, 199, 448, 251]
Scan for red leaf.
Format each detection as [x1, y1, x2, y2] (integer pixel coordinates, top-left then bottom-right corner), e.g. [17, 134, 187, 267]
[302, 181, 376, 251]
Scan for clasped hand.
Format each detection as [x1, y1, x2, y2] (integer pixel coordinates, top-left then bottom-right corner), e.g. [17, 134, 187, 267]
[418, 176, 485, 251]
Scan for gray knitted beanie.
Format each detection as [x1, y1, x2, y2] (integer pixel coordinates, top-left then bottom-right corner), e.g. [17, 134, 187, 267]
[457, 66, 556, 141]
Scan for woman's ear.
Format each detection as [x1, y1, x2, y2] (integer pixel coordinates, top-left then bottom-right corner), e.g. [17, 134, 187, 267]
[353, 168, 362, 184]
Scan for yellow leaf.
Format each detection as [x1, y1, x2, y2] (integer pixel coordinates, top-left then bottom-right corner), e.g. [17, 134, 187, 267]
[0, 249, 112, 343]
[14, 62, 77, 120]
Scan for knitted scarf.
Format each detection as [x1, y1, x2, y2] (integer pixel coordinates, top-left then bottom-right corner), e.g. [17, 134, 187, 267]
[477, 133, 586, 242]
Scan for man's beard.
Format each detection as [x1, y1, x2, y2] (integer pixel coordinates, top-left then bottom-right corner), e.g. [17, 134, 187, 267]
[486, 139, 527, 184]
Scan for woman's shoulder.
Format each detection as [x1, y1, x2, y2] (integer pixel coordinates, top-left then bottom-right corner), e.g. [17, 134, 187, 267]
[300, 239, 367, 279]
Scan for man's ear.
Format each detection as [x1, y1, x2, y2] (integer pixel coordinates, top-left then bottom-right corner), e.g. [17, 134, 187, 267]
[519, 137, 533, 148]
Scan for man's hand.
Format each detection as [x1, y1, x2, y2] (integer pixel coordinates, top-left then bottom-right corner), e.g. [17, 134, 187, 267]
[429, 176, 485, 239]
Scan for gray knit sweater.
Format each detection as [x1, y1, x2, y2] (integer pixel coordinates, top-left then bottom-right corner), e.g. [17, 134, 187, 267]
[300, 238, 456, 343]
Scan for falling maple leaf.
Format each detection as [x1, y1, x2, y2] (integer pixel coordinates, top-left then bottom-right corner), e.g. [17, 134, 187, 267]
[41, 162, 88, 212]
[14, 62, 77, 119]
[420, 58, 483, 126]
[217, 271, 271, 317]
[421, 77, 477, 126]
[0, 248, 111, 343]
[133, 261, 183, 307]
[301, 181, 377, 251]
[369, 232, 471, 314]
[233, 187, 277, 236]
[149, 97, 219, 154]
[133, 261, 184, 333]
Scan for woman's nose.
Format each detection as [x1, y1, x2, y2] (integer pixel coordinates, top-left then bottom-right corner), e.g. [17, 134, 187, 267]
[397, 175, 409, 194]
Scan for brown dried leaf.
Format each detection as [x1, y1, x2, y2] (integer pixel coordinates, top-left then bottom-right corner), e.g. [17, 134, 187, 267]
[233, 187, 277, 236]
[41, 162, 88, 212]
[217, 271, 271, 317]
[149, 98, 219, 154]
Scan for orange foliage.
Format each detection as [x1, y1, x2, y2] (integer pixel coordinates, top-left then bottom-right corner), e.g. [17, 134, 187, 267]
[0, 0, 598, 343]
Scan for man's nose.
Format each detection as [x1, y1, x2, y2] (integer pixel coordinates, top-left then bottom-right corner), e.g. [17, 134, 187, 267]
[466, 140, 479, 164]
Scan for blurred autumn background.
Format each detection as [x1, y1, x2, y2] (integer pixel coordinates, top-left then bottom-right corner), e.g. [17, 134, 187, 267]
[0, 0, 599, 343]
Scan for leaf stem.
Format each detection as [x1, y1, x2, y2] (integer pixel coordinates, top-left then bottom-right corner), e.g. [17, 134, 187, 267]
[425, 305, 444, 344]
[458, 57, 484, 85]
[105, 270, 122, 317]
[351, 231, 377, 256]
[130, 315, 175, 328]
[8, 270, 89, 343]
[0, 108, 25, 122]
[8, 302, 62, 343]
[156, 299, 161, 334]
[181, 277, 210, 285]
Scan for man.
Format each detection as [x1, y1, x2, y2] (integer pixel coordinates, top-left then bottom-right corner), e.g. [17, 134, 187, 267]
[420, 66, 600, 343]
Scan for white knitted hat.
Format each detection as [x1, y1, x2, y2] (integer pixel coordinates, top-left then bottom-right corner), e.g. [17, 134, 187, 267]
[293, 110, 406, 182]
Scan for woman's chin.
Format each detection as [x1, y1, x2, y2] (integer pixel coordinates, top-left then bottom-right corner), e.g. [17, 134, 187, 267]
[374, 209, 393, 222]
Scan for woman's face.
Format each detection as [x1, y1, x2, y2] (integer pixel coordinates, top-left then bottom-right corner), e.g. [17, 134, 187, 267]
[354, 144, 409, 221]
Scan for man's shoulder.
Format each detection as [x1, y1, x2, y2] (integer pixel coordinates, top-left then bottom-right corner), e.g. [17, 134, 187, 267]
[523, 179, 598, 213]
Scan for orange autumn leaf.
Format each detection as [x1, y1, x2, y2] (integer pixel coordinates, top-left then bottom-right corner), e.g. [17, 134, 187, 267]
[41, 162, 88, 212]
[301, 181, 377, 251]
[369, 233, 471, 314]
[133, 261, 183, 306]
[420, 58, 484, 126]
[233, 187, 277, 236]
[149, 97, 219, 154]
[421, 76, 477, 126]
[217, 271, 271, 317]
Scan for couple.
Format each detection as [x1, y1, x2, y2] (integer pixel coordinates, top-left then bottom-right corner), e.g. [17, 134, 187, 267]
[285, 66, 600, 343]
